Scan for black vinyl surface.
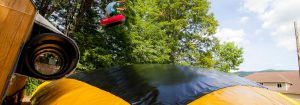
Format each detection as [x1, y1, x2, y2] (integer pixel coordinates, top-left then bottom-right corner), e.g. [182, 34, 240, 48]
[70, 64, 263, 105]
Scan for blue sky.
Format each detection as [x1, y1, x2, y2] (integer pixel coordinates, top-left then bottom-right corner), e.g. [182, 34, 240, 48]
[209, 0, 300, 71]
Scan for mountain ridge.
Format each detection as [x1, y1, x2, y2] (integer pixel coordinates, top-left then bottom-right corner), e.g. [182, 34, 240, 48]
[235, 70, 297, 77]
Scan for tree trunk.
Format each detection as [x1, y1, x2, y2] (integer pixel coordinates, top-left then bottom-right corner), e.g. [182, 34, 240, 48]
[39, 0, 52, 16]
[74, 0, 94, 31]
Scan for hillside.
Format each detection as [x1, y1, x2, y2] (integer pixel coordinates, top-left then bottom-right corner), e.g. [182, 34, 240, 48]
[235, 70, 297, 77]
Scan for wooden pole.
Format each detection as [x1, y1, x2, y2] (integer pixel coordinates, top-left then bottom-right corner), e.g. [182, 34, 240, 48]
[294, 21, 300, 77]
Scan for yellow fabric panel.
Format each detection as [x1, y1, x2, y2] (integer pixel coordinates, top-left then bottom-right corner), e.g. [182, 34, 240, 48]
[0, 0, 36, 100]
[277, 93, 300, 104]
[189, 86, 300, 105]
[31, 78, 129, 105]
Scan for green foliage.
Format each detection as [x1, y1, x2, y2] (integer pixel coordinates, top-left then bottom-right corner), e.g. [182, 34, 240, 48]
[33, 0, 244, 73]
[79, 47, 113, 71]
[25, 78, 43, 96]
[214, 42, 244, 72]
[126, 0, 221, 70]
[127, 0, 171, 64]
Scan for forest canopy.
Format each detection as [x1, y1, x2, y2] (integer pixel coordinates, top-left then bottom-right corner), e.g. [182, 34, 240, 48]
[33, 0, 244, 73]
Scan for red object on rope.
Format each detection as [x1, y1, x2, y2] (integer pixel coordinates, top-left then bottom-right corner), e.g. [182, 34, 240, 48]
[100, 14, 126, 26]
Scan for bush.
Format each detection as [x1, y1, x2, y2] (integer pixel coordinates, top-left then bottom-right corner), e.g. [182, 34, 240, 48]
[25, 78, 44, 96]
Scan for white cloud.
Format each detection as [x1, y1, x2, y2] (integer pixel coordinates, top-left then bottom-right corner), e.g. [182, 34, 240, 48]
[255, 29, 262, 35]
[240, 16, 249, 23]
[242, 0, 300, 51]
[242, 0, 272, 14]
[214, 28, 249, 46]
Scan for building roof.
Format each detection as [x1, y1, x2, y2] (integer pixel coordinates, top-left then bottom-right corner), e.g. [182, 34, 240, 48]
[245, 71, 300, 94]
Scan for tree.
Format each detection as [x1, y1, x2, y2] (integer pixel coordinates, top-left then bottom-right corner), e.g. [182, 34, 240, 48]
[33, 0, 244, 72]
[34, 0, 95, 36]
[125, 0, 171, 64]
[213, 42, 244, 72]
[152, 0, 219, 67]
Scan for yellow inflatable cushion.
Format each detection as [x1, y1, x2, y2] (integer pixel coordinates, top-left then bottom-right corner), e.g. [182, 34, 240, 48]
[31, 78, 129, 105]
[189, 85, 300, 105]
